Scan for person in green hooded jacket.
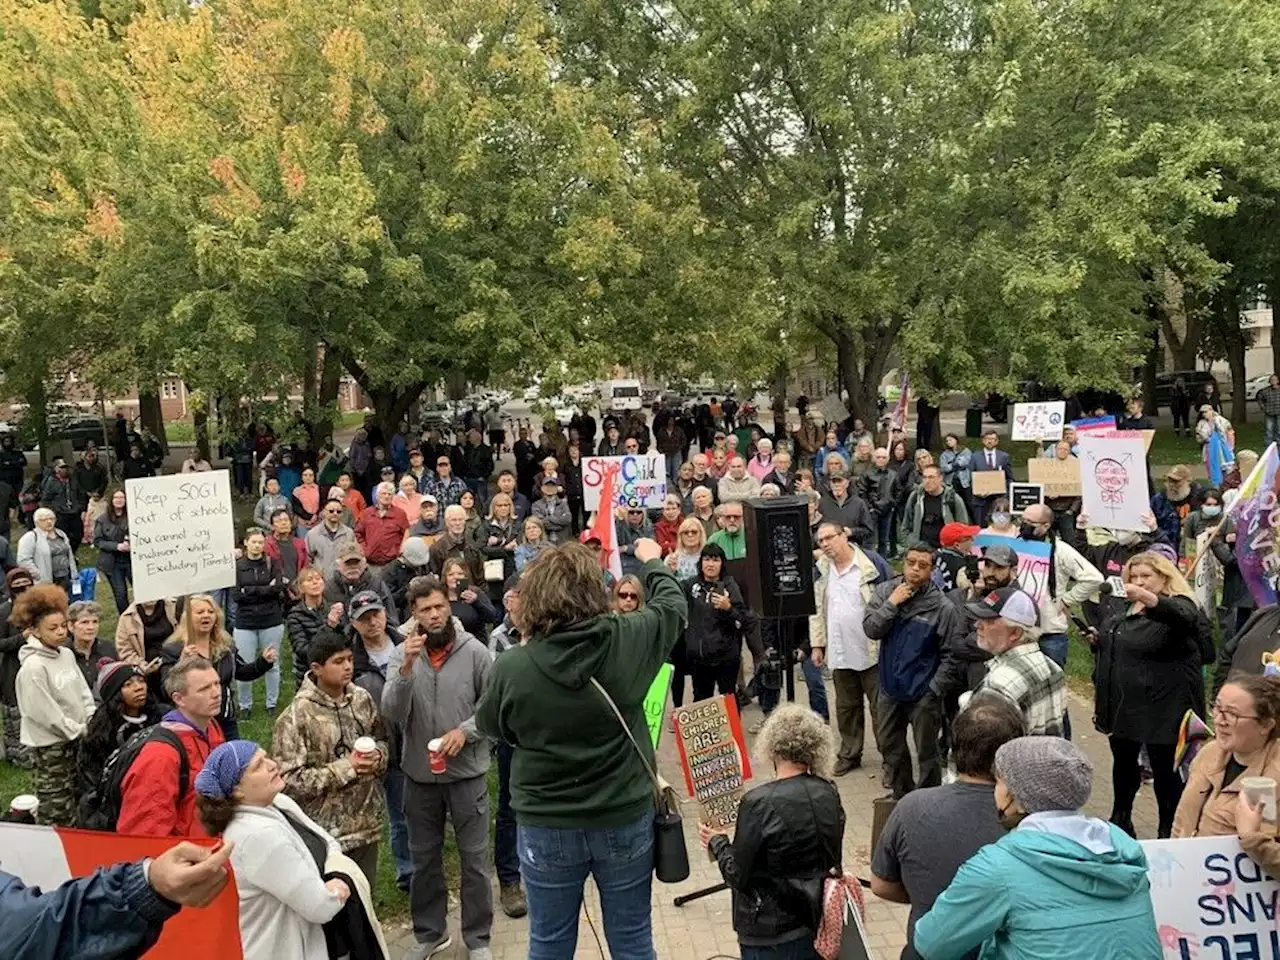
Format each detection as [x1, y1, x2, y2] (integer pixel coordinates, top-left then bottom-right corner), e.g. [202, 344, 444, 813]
[913, 736, 1161, 960]
[475, 536, 686, 960]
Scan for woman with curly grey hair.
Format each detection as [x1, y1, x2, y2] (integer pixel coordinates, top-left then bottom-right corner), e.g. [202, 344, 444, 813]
[699, 705, 844, 959]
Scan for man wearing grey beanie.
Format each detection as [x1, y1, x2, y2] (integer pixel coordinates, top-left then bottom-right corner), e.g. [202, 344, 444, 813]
[913, 737, 1162, 960]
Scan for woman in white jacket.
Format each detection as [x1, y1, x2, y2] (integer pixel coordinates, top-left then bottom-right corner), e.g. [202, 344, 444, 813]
[194, 740, 350, 960]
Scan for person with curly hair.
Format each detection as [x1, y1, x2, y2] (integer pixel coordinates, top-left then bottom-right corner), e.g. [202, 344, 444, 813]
[14, 584, 95, 824]
[699, 705, 845, 959]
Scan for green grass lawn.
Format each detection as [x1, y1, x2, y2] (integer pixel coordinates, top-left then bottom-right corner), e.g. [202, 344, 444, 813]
[1006, 419, 1267, 474]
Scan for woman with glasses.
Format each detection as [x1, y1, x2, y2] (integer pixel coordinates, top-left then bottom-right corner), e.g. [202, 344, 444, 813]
[612, 576, 644, 613]
[653, 495, 685, 555]
[1095, 551, 1204, 838]
[1174, 675, 1280, 869]
[665, 518, 706, 581]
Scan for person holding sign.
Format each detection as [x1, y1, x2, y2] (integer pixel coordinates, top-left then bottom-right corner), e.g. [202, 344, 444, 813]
[970, 432, 1014, 527]
[1095, 552, 1206, 839]
[1172, 675, 1280, 873]
[699, 705, 844, 960]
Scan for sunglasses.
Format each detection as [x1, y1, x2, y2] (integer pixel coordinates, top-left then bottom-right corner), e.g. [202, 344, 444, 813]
[618, 592, 639, 600]
[437, 461, 450, 467]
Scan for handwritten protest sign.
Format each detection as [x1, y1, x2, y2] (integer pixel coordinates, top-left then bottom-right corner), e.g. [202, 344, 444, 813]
[1012, 402, 1066, 441]
[1079, 435, 1150, 532]
[1071, 415, 1117, 437]
[583, 454, 667, 511]
[126, 471, 236, 604]
[973, 533, 1052, 604]
[673, 694, 753, 828]
[1192, 530, 1221, 614]
[644, 663, 674, 748]
[1140, 836, 1280, 959]
[972, 471, 1007, 497]
[1027, 457, 1082, 497]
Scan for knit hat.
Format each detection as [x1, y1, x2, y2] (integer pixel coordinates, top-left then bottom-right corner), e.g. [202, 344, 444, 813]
[194, 740, 261, 800]
[994, 737, 1093, 813]
[95, 659, 142, 703]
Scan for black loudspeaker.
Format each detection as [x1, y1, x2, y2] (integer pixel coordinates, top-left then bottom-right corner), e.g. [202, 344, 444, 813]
[739, 496, 817, 619]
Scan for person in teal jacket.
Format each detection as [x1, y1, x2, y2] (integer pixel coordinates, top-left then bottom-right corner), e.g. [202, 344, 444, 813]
[913, 736, 1161, 960]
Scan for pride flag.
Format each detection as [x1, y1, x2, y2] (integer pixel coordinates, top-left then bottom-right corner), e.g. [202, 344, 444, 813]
[1232, 442, 1280, 607]
[889, 374, 910, 431]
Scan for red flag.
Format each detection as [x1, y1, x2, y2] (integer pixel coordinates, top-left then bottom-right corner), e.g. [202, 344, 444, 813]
[582, 463, 624, 581]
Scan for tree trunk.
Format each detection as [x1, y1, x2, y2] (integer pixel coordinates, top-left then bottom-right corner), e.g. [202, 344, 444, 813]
[138, 389, 168, 453]
[1271, 267, 1280, 377]
[1142, 323, 1160, 412]
[28, 378, 51, 467]
[314, 349, 342, 450]
[192, 405, 211, 463]
[366, 385, 428, 442]
[770, 357, 789, 440]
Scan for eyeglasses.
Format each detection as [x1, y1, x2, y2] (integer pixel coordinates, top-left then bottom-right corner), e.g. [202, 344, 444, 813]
[1211, 701, 1259, 722]
[618, 592, 639, 600]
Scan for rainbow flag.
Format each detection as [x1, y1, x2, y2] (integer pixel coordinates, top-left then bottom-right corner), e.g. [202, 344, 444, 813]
[1233, 442, 1280, 607]
[889, 374, 910, 430]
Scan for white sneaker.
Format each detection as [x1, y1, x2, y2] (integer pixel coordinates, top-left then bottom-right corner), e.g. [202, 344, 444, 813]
[405, 935, 452, 960]
[469, 948, 494, 960]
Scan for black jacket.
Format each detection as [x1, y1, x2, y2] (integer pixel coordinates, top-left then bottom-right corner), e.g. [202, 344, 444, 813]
[65, 637, 117, 693]
[682, 576, 753, 666]
[859, 466, 899, 518]
[73, 460, 108, 508]
[93, 512, 131, 574]
[817, 492, 875, 546]
[286, 602, 329, 687]
[933, 585, 994, 708]
[0, 598, 19, 705]
[380, 558, 429, 617]
[40, 474, 77, 514]
[1214, 605, 1280, 699]
[1094, 595, 1205, 744]
[158, 640, 272, 722]
[233, 555, 287, 630]
[1210, 516, 1254, 613]
[709, 774, 844, 943]
[0, 444, 26, 491]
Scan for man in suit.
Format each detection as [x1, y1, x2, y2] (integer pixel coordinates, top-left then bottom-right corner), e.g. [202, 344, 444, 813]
[971, 430, 1014, 526]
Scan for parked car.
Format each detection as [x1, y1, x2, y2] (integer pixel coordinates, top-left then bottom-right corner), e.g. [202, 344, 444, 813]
[1246, 374, 1273, 401]
[1153, 370, 1219, 412]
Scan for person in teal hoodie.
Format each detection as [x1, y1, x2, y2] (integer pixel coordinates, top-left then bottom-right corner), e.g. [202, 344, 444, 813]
[913, 736, 1161, 960]
[475, 537, 687, 960]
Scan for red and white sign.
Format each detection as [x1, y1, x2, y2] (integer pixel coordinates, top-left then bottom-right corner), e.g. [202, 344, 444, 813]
[0, 823, 242, 960]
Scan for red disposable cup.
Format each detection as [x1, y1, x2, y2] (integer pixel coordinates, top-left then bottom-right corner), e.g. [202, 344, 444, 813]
[428, 737, 447, 774]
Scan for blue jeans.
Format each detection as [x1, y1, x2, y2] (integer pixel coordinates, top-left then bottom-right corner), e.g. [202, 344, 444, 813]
[384, 766, 412, 887]
[1267, 415, 1280, 449]
[233, 624, 284, 709]
[519, 812, 655, 960]
[1039, 632, 1071, 740]
[799, 655, 829, 722]
[495, 741, 519, 886]
[741, 937, 822, 960]
[104, 565, 131, 615]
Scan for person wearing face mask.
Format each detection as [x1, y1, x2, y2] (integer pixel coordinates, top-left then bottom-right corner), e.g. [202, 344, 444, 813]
[1016, 504, 1101, 739]
[912, 736, 1161, 960]
[980, 498, 1018, 538]
[1180, 487, 1223, 552]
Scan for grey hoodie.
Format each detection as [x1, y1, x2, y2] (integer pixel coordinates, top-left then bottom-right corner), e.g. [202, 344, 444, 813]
[381, 617, 491, 783]
[16, 637, 96, 747]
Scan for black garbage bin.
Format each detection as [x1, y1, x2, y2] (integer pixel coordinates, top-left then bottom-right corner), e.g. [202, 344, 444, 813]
[965, 405, 983, 439]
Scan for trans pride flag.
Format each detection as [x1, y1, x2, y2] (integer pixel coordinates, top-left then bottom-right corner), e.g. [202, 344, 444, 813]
[1233, 443, 1280, 607]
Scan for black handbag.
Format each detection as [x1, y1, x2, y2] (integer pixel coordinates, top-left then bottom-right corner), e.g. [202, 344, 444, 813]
[590, 677, 690, 884]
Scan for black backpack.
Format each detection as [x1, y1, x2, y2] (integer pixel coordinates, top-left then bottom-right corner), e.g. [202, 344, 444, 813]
[77, 724, 189, 831]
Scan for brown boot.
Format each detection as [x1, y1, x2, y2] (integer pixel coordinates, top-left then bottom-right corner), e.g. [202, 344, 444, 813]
[500, 882, 528, 918]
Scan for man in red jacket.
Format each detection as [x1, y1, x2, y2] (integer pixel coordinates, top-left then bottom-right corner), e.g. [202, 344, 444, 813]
[118, 657, 225, 836]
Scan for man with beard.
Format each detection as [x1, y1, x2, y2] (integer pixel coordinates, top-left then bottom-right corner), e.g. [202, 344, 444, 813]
[383, 576, 493, 960]
[967, 586, 1066, 737]
[1150, 465, 1206, 558]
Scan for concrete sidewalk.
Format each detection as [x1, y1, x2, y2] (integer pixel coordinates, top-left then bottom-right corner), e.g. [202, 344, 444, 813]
[385, 681, 1158, 960]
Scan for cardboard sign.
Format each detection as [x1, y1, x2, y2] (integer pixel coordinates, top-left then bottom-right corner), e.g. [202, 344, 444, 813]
[1141, 836, 1280, 959]
[1192, 530, 1221, 614]
[126, 470, 236, 604]
[1114, 428, 1158, 452]
[1012, 402, 1066, 441]
[1027, 457, 1082, 497]
[673, 694, 753, 828]
[972, 533, 1053, 604]
[582, 454, 667, 511]
[1079, 435, 1151, 532]
[973, 470, 1007, 497]
[644, 663, 674, 748]
[1009, 483, 1043, 514]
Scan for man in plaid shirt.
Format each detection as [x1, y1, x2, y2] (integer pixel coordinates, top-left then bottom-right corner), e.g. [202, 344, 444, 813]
[968, 586, 1066, 737]
[1257, 374, 1280, 447]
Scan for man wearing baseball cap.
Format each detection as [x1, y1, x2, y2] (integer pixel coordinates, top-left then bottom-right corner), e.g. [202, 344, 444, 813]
[531, 476, 572, 544]
[615, 496, 653, 576]
[935, 522, 981, 591]
[967, 586, 1065, 737]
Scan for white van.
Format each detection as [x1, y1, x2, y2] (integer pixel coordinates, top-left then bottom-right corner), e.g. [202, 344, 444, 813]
[602, 378, 643, 412]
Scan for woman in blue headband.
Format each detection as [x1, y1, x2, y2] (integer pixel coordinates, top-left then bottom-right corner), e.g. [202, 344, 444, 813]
[195, 740, 350, 960]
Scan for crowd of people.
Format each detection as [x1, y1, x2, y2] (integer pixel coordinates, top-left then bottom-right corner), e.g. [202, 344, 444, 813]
[1, 388, 1278, 960]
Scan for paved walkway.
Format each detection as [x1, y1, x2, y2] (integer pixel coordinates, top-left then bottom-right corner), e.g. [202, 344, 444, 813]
[385, 680, 1159, 960]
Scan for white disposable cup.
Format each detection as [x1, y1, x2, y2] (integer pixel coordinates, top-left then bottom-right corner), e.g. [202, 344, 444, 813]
[9, 794, 37, 816]
[352, 736, 377, 759]
[1241, 776, 1277, 821]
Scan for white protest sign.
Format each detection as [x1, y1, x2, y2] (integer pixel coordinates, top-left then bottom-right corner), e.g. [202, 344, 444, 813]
[1141, 836, 1280, 959]
[126, 470, 236, 603]
[1079, 435, 1151, 532]
[582, 454, 667, 511]
[1193, 530, 1221, 614]
[1012, 401, 1066, 441]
